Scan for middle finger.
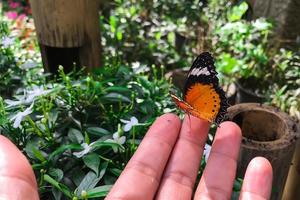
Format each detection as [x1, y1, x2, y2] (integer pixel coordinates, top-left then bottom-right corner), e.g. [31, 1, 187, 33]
[156, 114, 210, 200]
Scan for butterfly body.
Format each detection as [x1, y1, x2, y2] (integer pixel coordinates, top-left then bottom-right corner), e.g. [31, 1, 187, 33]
[171, 52, 229, 125]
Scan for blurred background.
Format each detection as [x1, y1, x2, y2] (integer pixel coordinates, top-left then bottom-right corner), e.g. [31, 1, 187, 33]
[0, 0, 299, 199]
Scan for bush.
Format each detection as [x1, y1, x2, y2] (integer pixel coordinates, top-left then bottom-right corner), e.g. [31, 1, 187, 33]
[101, 0, 206, 68]
[0, 63, 176, 199]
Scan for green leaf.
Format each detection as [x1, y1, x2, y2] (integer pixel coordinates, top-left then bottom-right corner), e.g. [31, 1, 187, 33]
[99, 162, 109, 179]
[227, 2, 249, 22]
[90, 140, 124, 152]
[86, 185, 113, 198]
[83, 153, 100, 175]
[109, 16, 117, 33]
[44, 174, 72, 198]
[116, 30, 123, 41]
[233, 178, 243, 191]
[32, 147, 46, 162]
[102, 93, 131, 103]
[109, 168, 122, 176]
[76, 164, 107, 197]
[49, 144, 82, 161]
[216, 53, 238, 74]
[167, 32, 176, 46]
[68, 128, 84, 144]
[129, 6, 137, 16]
[48, 168, 64, 182]
[138, 76, 152, 90]
[48, 110, 58, 125]
[52, 187, 62, 200]
[86, 127, 110, 136]
[84, 131, 90, 144]
[104, 86, 131, 93]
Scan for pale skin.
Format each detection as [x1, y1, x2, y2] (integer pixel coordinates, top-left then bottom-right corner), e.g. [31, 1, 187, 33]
[0, 113, 272, 199]
[106, 113, 273, 200]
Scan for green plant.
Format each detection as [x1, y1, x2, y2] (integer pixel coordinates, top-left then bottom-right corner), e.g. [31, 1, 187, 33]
[101, 0, 206, 68]
[0, 9, 42, 97]
[0, 63, 176, 199]
[0, 11, 22, 96]
[206, 1, 300, 118]
[210, 2, 273, 92]
[270, 50, 300, 119]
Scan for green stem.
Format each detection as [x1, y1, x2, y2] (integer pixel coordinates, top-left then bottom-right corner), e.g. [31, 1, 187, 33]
[99, 155, 114, 164]
[26, 116, 43, 137]
[131, 126, 136, 152]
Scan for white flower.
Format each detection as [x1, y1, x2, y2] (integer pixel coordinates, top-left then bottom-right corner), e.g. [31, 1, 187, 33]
[26, 86, 52, 103]
[5, 98, 25, 107]
[21, 61, 37, 69]
[253, 19, 270, 30]
[120, 116, 139, 132]
[1, 36, 14, 48]
[10, 103, 34, 128]
[5, 86, 52, 108]
[73, 143, 91, 158]
[111, 132, 126, 153]
[203, 144, 212, 163]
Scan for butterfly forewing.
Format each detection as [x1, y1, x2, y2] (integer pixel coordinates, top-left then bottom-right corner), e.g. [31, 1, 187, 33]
[171, 52, 229, 125]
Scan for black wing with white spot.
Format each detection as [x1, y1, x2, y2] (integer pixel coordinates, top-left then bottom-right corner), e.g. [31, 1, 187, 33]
[184, 52, 219, 95]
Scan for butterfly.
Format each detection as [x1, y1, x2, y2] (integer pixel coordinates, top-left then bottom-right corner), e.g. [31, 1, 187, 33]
[170, 52, 229, 125]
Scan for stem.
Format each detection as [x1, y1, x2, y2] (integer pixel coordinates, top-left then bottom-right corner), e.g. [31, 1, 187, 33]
[26, 116, 43, 137]
[99, 155, 114, 164]
[131, 126, 136, 152]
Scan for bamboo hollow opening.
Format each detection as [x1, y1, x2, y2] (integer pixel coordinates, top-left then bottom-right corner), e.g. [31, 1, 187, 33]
[227, 103, 299, 200]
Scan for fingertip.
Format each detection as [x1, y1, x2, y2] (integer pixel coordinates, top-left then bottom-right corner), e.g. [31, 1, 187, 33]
[241, 157, 273, 199]
[0, 135, 37, 185]
[219, 121, 242, 138]
[158, 113, 181, 126]
[211, 121, 242, 160]
[218, 121, 242, 145]
[248, 157, 273, 174]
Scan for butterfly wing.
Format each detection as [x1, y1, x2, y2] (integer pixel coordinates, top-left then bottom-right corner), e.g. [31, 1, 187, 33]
[183, 52, 229, 125]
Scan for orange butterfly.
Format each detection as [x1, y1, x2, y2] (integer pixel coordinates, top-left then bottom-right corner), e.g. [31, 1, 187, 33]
[170, 52, 229, 125]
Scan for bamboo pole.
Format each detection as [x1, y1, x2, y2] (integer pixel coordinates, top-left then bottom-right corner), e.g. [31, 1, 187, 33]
[29, 0, 102, 73]
[227, 103, 299, 200]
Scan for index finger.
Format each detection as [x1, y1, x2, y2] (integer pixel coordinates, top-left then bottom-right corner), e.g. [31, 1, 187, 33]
[106, 113, 181, 200]
[156, 115, 210, 200]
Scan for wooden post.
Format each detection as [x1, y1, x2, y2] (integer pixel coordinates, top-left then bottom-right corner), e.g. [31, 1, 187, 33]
[79, 1, 102, 70]
[227, 103, 299, 200]
[282, 134, 300, 199]
[29, 0, 102, 73]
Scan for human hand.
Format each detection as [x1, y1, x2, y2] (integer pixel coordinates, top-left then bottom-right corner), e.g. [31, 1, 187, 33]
[0, 135, 39, 200]
[106, 113, 273, 200]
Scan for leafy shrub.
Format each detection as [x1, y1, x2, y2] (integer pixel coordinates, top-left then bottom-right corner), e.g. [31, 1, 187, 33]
[0, 11, 21, 96]
[101, 0, 206, 68]
[208, 2, 273, 91]
[0, 64, 175, 199]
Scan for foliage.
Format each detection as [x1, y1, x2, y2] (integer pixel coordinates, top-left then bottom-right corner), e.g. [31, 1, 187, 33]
[206, 1, 300, 118]
[270, 50, 300, 119]
[0, 6, 41, 97]
[0, 63, 175, 199]
[101, 0, 206, 68]
[0, 10, 21, 96]
[209, 2, 273, 90]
